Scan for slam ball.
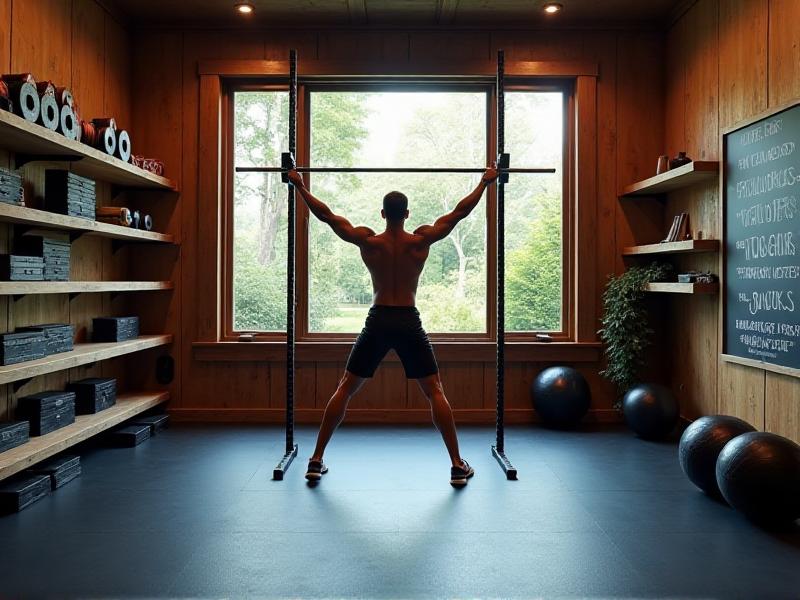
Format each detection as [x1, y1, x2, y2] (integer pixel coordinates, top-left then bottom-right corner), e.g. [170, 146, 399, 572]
[622, 384, 679, 440]
[531, 366, 591, 428]
[678, 415, 756, 497]
[716, 432, 800, 525]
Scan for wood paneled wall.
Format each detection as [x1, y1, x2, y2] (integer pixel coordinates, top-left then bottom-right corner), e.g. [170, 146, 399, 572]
[129, 26, 666, 423]
[0, 0, 151, 421]
[663, 0, 800, 443]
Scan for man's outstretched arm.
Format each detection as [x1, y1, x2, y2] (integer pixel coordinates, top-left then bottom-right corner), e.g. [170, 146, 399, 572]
[287, 170, 374, 246]
[414, 165, 499, 245]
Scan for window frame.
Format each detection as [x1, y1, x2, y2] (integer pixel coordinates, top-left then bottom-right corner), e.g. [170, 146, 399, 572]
[222, 77, 575, 343]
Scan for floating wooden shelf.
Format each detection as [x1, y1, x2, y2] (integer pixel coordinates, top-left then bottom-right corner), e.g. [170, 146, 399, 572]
[0, 334, 173, 386]
[0, 110, 176, 191]
[0, 391, 169, 481]
[645, 282, 719, 294]
[0, 281, 173, 296]
[623, 239, 720, 256]
[0, 203, 174, 243]
[621, 161, 719, 197]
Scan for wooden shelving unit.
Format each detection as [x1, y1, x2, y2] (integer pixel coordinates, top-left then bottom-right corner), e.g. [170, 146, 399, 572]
[0, 203, 174, 243]
[0, 391, 169, 481]
[621, 161, 719, 197]
[0, 334, 173, 386]
[645, 282, 719, 294]
[0, 110, 176, 191]
[622, 239, 720, 256]
[0, 281, 173, 296]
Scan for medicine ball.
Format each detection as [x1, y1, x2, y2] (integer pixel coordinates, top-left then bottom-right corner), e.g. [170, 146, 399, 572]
[531, 366, 591, 428]
[678, 415, 756, 497]
[716, 432, 800, 525]
[622, 384, 679, 440]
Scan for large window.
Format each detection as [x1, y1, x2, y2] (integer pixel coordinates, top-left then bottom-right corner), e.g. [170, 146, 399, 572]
[228, 82, 570, 340]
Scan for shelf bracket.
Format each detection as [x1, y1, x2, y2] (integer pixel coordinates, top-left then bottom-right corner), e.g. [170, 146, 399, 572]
[15, 154, 83, 169]
[69, 231, 87, 243]
[12, 377, 32, 393]
[68, 292, 81, 301]
[11, 294, 26, 302]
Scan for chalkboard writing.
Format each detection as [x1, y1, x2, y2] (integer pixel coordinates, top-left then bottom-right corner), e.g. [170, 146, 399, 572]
[724, 101, 800, 373]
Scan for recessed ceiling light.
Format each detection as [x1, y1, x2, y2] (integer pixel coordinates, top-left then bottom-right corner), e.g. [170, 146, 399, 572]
[235, 2, 254, 14]
[543, 2, 563, 14]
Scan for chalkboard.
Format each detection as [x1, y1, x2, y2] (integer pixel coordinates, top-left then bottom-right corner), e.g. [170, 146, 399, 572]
[723, 100, 800, 375]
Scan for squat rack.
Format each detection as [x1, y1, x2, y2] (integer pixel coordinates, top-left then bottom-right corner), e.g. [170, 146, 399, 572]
[238, 49, 555, 480]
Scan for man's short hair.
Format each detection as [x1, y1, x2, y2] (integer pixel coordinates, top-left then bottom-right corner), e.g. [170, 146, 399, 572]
[383, 191, 408, 221]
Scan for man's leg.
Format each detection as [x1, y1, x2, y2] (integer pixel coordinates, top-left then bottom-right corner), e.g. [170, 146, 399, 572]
[310, 371, 366, 462]
[416, 374, 464, 468]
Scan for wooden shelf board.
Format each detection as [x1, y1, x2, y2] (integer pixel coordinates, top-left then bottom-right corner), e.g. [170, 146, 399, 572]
[0, 391, 169, 481]
[0, 203, 174, 243]
[0, 334, 173, 385]
[621, 161, 719, 197]
[645, 282, 719, 294]
[0, 281, 173, 295]
[623, 239, 720, 256]
[0, 110, 176, 191]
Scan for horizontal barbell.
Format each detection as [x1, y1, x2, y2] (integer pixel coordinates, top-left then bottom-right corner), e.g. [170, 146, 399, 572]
[234, 152, 556, 184]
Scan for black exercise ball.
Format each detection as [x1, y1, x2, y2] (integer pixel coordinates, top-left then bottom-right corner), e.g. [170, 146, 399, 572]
[716, 432, 800, 525]
[531, 366, 590, 428]
[622, 384, 679, 440]
[678, 415, 756, 497]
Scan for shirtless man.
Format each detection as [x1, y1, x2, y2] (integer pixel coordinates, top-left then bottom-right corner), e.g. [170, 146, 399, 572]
[287, 165, 499, 486]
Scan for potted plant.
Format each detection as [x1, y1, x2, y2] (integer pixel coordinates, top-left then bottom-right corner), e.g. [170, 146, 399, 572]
[599, 263, 670, 407]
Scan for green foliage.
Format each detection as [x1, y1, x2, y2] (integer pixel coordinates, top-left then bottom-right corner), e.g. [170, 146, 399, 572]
[599, 263, 671, 405]
[506, 198, 562, 331]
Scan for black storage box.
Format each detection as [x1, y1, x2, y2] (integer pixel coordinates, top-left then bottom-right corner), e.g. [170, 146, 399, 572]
[0, 167, 23, 205]
[16, 323, 73, 356]
[0, 421, 29, 453]
[92, 316, 139, 342]
[107, 424, 150, 447]
[14, 234, 71, 281]
[16, 391, 76, 436]
[44, 170, 96, 220]
[0, 331, 46, 365]
[132, 413, 169, 435]
[67, 377, 116, 414]
[26, 454, 81, 489]
[0, 474, 51, 513]
[0, 254, 44, 281]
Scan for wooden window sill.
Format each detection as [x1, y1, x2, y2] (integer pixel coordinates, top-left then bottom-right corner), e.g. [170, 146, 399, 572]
[192, 341, 603, 363]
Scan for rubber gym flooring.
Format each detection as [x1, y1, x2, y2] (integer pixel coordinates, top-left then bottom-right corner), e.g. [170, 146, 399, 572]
[1, 424, 799, 599]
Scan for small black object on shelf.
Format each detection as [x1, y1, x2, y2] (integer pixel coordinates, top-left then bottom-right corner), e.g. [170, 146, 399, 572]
[16, 323, 73, 355]
[0, 421, 29, 454]
[669, 151, 692, 169]
[0, 331, 46, 365]
[0, 254, 44, 281]
[92, 316, 139, 342]
[16, 391, 76, 436]
[44, 170, 96, 220]
[67, 377, 116, 415]
[0, 473, 50, 514]
[14, 234, 71, 281]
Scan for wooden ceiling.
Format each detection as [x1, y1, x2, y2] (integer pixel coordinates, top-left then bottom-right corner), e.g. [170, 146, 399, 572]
[104, 0, 683, 28]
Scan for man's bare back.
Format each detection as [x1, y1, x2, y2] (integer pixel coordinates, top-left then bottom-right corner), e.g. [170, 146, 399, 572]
[287, 165, 498, 485]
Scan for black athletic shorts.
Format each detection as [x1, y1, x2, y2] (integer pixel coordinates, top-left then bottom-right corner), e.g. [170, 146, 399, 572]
[346, 305, 439, 379]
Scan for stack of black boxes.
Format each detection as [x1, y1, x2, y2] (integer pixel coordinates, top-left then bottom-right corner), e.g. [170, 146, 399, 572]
[68, 377, 116, 414]
[17, 323, 74, 355]
[15, 233, 71, 281]
[0, 331, 46, 365]
[26, 455, 81, 489]
[92, 316, 139, 342]
[0, 255, 44, 280]
[0, 421, 29, 453]
[16, 391, 76, 436]
[0, 166, 23, 205]
[44, 170, 96, 220]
